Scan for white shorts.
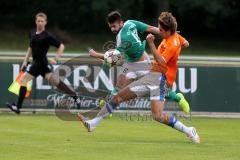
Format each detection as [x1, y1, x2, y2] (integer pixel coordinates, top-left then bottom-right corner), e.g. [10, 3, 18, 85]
[119, 58, 151, 80]
[128, 72, 170, 101]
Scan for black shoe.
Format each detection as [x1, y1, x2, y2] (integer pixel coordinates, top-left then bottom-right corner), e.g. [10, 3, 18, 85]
[6, 102, 21, 114]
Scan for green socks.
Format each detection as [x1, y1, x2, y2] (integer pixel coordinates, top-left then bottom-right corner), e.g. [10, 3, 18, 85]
[111, 87, 119, 95]
[166, 91, 181, 102]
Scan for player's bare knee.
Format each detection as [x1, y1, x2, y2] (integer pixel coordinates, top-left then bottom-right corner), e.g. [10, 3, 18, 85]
[20, 80, 27, 86]
[112, 95, 122, 105]
[48, 74, 60, 86]
[152, 113, 160, 122]
[152, 112, 164, 122]
[117, 74, 133, 89]
[116, 75, 125, 89]
[20, 77, 28, 86]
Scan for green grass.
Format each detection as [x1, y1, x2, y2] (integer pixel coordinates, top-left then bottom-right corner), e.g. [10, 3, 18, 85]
[0, 114, 239, 160]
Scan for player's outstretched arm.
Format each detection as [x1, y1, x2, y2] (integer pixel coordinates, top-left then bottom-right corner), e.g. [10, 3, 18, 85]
[88, 49, 104, 60]
[146, 26, 160, 35]
[130, 20, 159, 35]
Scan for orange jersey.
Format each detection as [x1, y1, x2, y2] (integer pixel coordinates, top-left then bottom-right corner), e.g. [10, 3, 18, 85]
[151, 33, 187, 87]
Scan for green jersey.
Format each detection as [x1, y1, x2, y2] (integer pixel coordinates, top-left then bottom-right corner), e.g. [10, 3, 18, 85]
[116, 20, 148, 62]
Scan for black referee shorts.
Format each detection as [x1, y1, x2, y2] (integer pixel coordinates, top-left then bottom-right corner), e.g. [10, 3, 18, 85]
[26, 62, 53, 78]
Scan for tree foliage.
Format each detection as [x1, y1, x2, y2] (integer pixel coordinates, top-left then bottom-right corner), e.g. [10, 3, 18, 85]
[0, 0, 239, 35]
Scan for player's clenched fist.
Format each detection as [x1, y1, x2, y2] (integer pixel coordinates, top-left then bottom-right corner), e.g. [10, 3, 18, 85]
[146, 33, 155, 43]
[88, 48, 98, 57]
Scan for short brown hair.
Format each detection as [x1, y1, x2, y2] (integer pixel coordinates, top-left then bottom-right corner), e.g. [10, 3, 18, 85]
[35, 12, 47, 21]
[158, 12, 177, 35]
[106, 11, 122, 24]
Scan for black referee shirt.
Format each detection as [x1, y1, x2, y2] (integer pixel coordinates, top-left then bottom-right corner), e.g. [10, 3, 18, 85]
[29, 29, 61, 64]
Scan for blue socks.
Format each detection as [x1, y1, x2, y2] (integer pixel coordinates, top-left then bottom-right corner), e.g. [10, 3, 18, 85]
[169, 116, 177, 127]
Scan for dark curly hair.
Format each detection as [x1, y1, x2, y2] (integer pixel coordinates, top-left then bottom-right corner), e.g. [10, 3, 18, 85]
[106, 11, 122, 24]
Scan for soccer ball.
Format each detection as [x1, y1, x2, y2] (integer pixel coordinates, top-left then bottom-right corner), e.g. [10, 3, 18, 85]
[104, 49, 122, 66]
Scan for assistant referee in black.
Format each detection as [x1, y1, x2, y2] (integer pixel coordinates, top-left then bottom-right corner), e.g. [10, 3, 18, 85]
[7, 12, 77, 114]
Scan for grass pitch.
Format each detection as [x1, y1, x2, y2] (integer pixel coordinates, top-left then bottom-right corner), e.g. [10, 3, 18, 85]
[0, 114, 239, 160]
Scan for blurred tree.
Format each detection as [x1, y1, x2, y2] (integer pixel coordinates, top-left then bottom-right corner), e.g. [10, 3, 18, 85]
[0, 0, 239, 35]
[170, 0, 240, 35]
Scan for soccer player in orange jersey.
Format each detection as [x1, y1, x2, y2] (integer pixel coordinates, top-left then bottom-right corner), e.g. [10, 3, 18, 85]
[78, 12, 200, 143]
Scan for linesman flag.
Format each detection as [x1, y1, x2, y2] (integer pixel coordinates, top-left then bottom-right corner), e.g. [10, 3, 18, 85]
[8, 63, 32, 97]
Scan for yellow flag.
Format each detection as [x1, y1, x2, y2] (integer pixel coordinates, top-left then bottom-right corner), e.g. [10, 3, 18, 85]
[8, 71, 32, 97]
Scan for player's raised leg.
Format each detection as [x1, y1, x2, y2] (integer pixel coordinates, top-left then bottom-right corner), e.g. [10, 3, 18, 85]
[166, 90, 190, 113]
[45, 73, 77, 97]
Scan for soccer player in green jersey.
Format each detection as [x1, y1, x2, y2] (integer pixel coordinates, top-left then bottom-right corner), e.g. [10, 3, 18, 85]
[89, 11, 189, 113]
